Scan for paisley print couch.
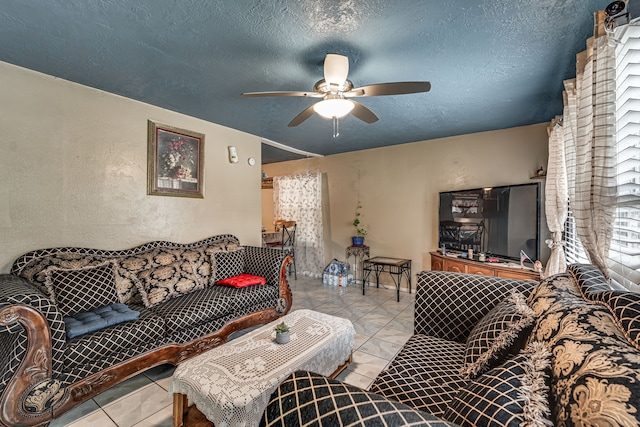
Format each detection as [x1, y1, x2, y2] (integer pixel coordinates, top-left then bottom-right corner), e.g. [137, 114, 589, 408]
[261, 265, 640, 427]
[0, 234, 292, 427]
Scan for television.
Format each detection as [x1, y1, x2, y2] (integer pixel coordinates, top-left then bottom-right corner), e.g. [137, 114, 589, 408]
[438, 183, 540, 262]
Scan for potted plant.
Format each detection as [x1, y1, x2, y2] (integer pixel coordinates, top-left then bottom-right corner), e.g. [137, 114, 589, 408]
[274, 321, 290, 344]
[352, 202, 367, 246]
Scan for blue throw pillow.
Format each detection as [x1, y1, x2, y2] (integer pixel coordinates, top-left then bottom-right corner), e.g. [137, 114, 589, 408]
[64, 303, 140, 339]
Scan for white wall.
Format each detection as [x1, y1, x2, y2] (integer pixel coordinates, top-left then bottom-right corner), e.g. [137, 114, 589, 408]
[0, 62, 263, 272]
[263, 123, 550, 289]
[261, 187, 275, 230]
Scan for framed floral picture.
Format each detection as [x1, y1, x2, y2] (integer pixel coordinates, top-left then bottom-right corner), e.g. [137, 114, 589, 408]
[147, 120, 204, 198]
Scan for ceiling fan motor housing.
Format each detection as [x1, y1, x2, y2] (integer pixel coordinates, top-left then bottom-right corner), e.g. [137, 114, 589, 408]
[313, 79, 353, 95]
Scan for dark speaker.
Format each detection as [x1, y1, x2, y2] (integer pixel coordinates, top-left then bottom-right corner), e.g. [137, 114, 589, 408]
[606, 0, 629, 28]
[606, 0, 627, 17]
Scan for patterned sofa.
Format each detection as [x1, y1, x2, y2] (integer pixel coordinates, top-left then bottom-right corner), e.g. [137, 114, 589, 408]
[261, 265, 640, 427]
[0, 234, 292, 427]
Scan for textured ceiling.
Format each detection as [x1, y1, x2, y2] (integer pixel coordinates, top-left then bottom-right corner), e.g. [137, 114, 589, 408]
[0, 0, 611, 163]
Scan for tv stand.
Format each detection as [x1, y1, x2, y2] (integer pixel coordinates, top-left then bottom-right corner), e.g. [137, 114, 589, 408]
[429, 252, 540, 281]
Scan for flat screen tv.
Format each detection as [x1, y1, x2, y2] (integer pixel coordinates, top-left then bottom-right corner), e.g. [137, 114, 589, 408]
[438, 182, 540, 262]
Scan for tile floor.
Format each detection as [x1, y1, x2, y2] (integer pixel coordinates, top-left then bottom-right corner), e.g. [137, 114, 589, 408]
[50, 276, 414, 427]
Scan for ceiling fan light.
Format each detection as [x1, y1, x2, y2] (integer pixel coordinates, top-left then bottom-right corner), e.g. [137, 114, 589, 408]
[313, 99, 354, 119]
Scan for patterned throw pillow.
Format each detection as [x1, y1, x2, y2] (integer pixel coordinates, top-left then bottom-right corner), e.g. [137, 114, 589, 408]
[134, 260, 204, 308]
[44, 260, 119, 318]
[115, 246, 216, 303]
[213, 248, 245, 282]
[462, 290, 535, 379]
[181, 247, 215, 287]
[445, 342, 553, 427]
[116, 248, 183, 305]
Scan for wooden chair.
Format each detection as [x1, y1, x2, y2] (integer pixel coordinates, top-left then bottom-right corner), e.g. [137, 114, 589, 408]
[274, 219, 287, 232]
[271, 221, 297, 279]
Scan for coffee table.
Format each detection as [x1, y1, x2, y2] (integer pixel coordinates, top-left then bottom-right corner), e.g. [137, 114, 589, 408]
[170, 309, 355, 427]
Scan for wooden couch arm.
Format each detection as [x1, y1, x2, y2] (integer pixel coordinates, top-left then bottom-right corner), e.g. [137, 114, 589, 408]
[0, 274, 69, 427]
[0, 304, 65, 427]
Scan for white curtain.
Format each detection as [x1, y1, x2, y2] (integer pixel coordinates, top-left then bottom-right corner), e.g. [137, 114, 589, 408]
[562, 35, 618, 278]
[273, 173, 325, 278]
[544, 117, 568, 277]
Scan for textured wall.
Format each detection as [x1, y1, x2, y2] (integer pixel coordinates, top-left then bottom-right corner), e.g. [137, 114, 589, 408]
[0, 62, 262, 273]
[262, 123, 550, 287]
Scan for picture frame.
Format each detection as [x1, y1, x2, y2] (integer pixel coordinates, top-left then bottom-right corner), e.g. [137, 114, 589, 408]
[147, 120, 204, 198]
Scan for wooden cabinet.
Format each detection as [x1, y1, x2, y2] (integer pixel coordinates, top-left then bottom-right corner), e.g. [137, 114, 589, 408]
[465, 263, 495, 276]
[431, 256, 444, 272]
[444, 260, 464, 274]
[496, 269, 541, 281]
[430, 252, 540, 281]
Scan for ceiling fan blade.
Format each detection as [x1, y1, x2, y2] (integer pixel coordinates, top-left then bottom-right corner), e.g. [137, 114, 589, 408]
[347, 81, 431, 97]
[350, 101, 379, 124]
[324, 54, 349, 89]
[241, 90, 322, 98]
[288, 105, 317, 127]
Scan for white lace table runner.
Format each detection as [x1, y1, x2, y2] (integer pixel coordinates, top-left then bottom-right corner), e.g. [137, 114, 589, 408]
[169, 309, 355, 427]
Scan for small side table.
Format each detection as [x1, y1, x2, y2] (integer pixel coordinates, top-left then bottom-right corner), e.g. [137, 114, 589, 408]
[346, 245, 370, 285]
[362, 257, 411, 302]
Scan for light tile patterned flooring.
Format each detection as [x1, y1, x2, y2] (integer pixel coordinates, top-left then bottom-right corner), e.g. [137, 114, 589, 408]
[50, 276, 414, 427]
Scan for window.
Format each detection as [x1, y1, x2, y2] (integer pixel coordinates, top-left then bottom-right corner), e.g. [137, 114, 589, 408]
[611, 24, 640, 290]
[565, 209, 589, 265]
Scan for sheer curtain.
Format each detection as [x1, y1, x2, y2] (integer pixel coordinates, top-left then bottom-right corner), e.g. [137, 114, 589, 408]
[544, 117, 568, 277]
[567, 35, 618, 279]
[273, 173, 325, 278]
[550, 31, 618, 279]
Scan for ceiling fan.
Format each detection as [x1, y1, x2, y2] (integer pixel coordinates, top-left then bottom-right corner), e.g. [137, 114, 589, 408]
[241, 53, 431, 137]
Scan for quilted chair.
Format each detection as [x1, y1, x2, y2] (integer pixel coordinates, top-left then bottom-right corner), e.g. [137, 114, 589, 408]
[0, 234, 293, 427]
[262, 265, 640, 427]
